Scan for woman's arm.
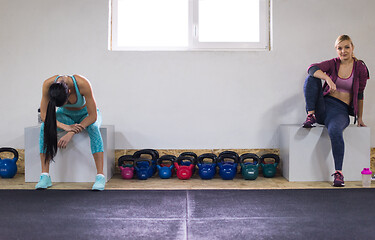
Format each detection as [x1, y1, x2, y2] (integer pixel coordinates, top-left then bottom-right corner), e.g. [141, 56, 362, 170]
[357, 100, 366, 127]
[75, 75, 98, 129]
[312, 69, 337, 93]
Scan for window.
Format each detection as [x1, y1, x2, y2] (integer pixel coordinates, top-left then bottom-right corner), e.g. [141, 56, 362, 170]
[110, 0, 270, 50]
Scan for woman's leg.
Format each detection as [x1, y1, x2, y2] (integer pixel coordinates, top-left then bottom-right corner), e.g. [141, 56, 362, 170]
[84, 109, 105, 190]
[324, 103, 350, 171]
[303, 75, 326, 125]
[84, 109, 104, 174]
[324, 97, 350, 186]
[36, 109, 75, 189]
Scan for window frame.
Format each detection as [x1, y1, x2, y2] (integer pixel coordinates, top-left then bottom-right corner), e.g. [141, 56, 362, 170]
[110, 0, 270, 51]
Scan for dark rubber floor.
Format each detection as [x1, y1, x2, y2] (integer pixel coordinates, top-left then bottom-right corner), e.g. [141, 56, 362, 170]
[0, 189, 374, 240]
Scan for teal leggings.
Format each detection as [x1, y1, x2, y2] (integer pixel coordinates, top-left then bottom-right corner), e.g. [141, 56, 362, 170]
[40, 107, 104, 154]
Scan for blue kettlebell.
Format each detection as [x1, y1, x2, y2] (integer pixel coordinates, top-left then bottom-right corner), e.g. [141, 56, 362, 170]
[134, 158, 153, 180]
[157, 155, 176, 179]
[240, 153, 260, 180]
[133, 149, 159, 176]
[217, 151, 239, 180]
[197, 153, 217, 180]
[0, 147, 19, 178]
[260, 153, 280, 178]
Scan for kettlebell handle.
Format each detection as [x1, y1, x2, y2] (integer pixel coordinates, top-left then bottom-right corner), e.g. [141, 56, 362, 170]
[177, 155, 195, 165]
[218, 151, 239, 159]
[133, 149, 159, 160]
[217, 152, 239, 164]
[240, 153, 260, 165]
[157, 155, 176, 166]
[118, 155, 135, 167]
[197, 153, 217, 164]
[260, 153, 280, 164]
[179, 152, 197, 160]
[0, 147, 19, 162]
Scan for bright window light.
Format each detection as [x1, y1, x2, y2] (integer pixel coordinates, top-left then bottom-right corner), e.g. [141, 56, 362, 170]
[198, 0, 259, 42]
[117, 0, 188, 47]
[111, 0, 270, 50]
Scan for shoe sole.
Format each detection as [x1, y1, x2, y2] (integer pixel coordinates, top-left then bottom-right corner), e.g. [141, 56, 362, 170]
[302, 124, 316, 128]
[35, 185, 52, 190]
[333, 183, 345, 187]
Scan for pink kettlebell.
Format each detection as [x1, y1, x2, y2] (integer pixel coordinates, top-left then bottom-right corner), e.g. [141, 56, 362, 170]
[120, 166, 134, 179]
[118, 155, 135, 179]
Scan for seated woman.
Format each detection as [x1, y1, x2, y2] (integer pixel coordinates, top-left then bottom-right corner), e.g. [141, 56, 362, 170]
[36, 75, 105, 191]
[303, 35, 369, 187]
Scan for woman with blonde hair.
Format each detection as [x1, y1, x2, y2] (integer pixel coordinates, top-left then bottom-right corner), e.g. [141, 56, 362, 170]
[302, 35, 369, 187]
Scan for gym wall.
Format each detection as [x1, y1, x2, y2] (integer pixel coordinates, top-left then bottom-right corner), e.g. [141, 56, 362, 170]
[0, 0, 374, 149]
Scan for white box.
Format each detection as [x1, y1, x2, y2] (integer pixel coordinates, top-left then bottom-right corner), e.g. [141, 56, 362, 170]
[25, 125, 115, 182]
[280, 124, 370, 181]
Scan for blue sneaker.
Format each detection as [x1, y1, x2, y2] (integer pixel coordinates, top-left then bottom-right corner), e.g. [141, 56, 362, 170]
[35, 175, 52, 190]
[92, 174, 106, 191]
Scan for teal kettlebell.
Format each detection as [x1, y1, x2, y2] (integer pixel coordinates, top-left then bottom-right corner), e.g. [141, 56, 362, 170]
[240, 153, 260, 180]
[260, 153, 280, 178]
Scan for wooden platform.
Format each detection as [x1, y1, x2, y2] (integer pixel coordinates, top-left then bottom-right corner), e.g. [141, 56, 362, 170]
[0, 173, 373, 190]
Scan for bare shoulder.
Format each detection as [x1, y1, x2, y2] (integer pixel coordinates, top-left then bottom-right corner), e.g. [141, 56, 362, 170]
[42, 75, 58, 91]
[73, 74, 93, 94]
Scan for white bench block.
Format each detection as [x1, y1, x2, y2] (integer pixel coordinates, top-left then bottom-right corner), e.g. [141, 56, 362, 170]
[280, 124, 370, 181]
[25, 125, 115, 182]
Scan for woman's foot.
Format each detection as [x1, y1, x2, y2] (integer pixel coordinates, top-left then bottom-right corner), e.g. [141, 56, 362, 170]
[92, 174, 105, 191]
[331, 171, 345, 187]
[35, 174, 52, 190]
[302, 113, 316, 128]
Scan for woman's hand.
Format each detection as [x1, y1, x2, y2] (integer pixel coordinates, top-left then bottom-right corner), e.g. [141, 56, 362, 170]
[58, 132, 74, 149]
[63, 124, 85, 133]
[357, 118, 367, 127]
[326, 78, 337, 93]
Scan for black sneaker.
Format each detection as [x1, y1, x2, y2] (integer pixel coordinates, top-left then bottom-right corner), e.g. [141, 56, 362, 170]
[331, 171, 345, 187]
[302, 114, 316, 128]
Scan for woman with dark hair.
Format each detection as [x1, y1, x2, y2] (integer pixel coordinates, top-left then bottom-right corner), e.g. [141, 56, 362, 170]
[36, 75, 105, 191]
[303, 35, 369, 187]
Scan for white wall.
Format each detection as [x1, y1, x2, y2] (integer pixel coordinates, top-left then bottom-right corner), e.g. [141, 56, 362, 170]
[0, 0, 374, 149]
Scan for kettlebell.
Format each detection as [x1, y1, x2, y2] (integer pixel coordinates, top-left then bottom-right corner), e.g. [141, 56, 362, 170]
[133, 149, 159, 176]
[240, 153, 260, 180]
[217, 151, 239, 180]
[260, 153, 280, 178]
[197, 153, 217, 180]
[157, 155, 176, 179]
[118, 155, 135, 179]
[174, 155, 195, 180]
[0, 147, 19, 178]
[134, 158, 153, 180]
[179, 152, 197, 174]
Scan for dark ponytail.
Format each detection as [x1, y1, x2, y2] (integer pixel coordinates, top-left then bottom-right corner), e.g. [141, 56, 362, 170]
[43, 82, 68, 163]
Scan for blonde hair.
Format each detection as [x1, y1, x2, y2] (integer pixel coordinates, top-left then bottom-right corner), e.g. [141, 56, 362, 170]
[335, 35, 357, 60]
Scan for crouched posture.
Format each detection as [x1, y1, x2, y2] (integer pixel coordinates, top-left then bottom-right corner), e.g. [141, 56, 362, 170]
[36, 75, 105, 191]
[303, 35, 369, 187]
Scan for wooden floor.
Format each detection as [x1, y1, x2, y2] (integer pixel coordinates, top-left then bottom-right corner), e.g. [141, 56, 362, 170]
[1, 173, 373, 190]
